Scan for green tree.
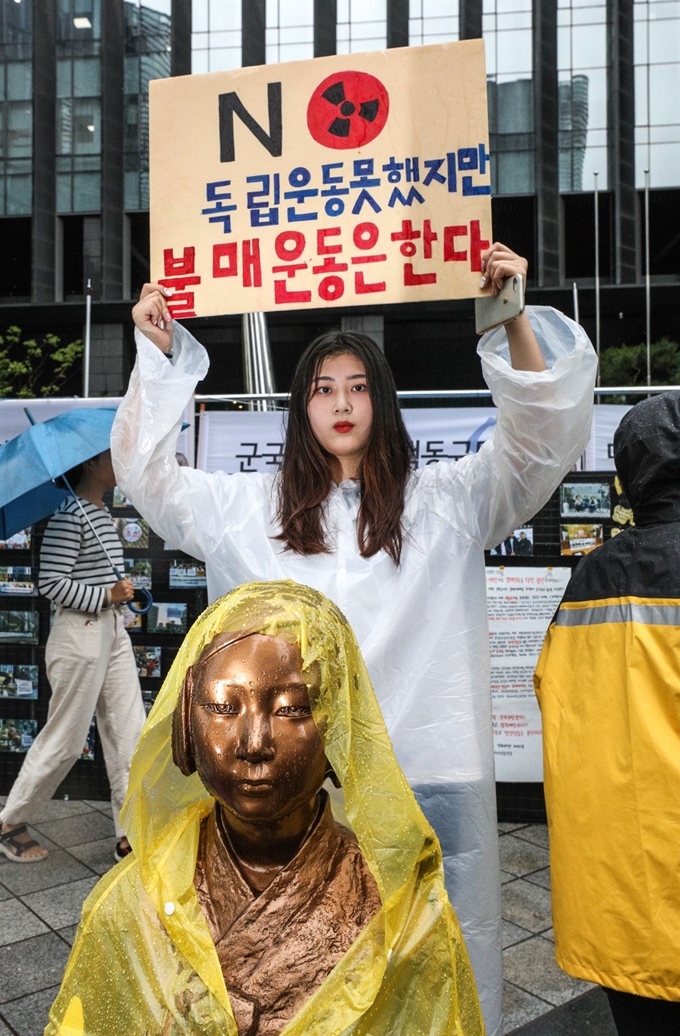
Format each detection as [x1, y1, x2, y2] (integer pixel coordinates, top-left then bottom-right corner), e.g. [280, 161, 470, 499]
[599, 338, 680, 403]
[0, 326, 83, 399]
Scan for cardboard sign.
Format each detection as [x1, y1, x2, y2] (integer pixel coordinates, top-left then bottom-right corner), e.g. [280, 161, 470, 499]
[149, 40, 491, 317]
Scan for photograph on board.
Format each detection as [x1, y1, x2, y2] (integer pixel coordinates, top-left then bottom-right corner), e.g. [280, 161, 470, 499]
[0, 530, 31, 550]
[0, 567, 35, 595]
[133, 645, 162, 678]
[489, 527, 534, 557]
[114, 518, 150, 550]
[169, 559, 207, 589]
[112, 487, 134, 508]
[0, 719, 38, 753]
[122, 608, 143, 632]
[560, 524, 604, 556]
[560, 482, 611, 519]
[0, 610, 39, 644]
[123, 558, 152, 589]
[146, 602, 188, 635]
[143, 689, 158, 716]
[0, 664, 39, 699]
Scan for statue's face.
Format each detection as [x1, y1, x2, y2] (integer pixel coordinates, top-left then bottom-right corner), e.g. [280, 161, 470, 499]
[191, 634, 327, 824]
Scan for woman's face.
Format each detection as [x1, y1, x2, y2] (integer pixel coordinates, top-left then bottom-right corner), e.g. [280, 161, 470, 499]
[86, 449, 117, 488]
[306, 352, 373, 479]
[191, 634, 327, 825]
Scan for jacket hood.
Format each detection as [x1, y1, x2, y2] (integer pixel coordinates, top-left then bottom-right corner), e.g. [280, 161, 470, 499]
[614, 392, 680, 525]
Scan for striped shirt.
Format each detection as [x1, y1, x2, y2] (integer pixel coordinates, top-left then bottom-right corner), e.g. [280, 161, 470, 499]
[38, 498, 123, 614]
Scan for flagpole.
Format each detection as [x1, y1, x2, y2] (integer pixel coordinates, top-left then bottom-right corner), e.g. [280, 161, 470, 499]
[644, 168, 651, 387]
[593, 171, 600, 388]
[83, 279, 92, 398]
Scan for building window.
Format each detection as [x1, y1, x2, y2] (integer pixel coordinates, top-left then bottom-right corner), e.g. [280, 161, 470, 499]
[634, 0, 680, 188]
[124, 0, 171, 211]
[408, 0, 458, 46]
[0, 0, 33, 216]
[192, 0, 242, 73]
[557, 0, 608, 193]
[483, 0, 534, 196]
[56, 0, 102, 214]
[337, 0, 387, 54]
[266, 0, 314, 64]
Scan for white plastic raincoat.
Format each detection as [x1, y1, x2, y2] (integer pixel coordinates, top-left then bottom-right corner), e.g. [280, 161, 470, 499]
[111, 307, 597, 1036]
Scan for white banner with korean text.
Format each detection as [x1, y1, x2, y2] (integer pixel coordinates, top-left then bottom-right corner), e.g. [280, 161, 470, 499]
[196, 406, 498, 473]
[197, 403, 636, 477]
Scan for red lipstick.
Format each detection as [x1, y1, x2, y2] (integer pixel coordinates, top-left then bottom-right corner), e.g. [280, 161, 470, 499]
[333, 422, 353, 433]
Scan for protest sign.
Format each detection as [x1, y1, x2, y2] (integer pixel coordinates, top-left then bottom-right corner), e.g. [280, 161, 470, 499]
[149, 40, 491, 316]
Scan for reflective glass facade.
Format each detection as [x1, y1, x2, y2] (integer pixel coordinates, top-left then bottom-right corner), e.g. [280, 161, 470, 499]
[56, 0, 102, 213]
[634, 0, 680, 187]
[557, 0, 608, 191]
[337, 0, 387, 53]
[408, 0, 459, 44]
[0, 0, 32, 216]
[192, 0, 241, 72]
[266, 0, 313, 64]
[484, 0, 534, 195]
[0, 0, 678, 304]
[124, 0, 171, 211]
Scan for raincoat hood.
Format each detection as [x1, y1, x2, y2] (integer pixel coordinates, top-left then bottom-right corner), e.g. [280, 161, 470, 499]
[614, 392, 680, 526]
[47, 580, 484, 1036]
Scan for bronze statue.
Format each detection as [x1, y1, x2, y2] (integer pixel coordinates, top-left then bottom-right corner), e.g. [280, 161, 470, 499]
[175, 631, 380, 1035]
[45, 581, 484, 1036]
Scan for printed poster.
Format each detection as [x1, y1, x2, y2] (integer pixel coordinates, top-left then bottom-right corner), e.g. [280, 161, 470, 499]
[150, 40, 491, 315]
[486, 566, 571, 782]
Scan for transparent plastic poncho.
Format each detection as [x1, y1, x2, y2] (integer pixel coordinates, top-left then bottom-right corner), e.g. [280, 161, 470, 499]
[46, 580, 485, 1036]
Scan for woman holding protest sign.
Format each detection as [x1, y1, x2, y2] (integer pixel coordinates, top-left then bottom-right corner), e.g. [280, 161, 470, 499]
[112, 242, 597, 1036]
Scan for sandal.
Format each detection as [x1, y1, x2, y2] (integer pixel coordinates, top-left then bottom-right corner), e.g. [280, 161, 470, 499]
[0, 824, 48, 863]
[114, 839, 133, 863]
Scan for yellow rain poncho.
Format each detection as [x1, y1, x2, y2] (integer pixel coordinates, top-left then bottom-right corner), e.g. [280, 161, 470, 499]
[45, 580, 485, 1036]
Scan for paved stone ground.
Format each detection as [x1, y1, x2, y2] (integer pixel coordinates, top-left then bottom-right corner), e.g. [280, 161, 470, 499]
[498, 821, 616, 1034]
[0, 799, 617, 1036]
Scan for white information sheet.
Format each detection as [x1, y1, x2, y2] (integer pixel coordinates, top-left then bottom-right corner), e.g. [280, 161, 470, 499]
[486, 566, 571, 782]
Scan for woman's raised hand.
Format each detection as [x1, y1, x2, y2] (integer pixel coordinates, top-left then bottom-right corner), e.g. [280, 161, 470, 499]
[480, 243, 529, 297]
[132, 283, 174, 354]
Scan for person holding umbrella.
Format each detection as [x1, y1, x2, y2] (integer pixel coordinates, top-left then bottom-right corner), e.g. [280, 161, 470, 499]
[0, 448, 146, 864]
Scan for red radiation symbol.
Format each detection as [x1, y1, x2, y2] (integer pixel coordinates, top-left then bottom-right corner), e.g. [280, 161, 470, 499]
[307, 70, 389, 150]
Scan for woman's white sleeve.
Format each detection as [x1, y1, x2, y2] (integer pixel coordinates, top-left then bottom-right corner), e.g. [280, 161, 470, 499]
[111, 323, 228, 561]
[457, 306, 598, 549]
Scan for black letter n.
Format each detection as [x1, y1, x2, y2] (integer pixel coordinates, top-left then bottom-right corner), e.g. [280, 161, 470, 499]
[218, 82, 282, 163]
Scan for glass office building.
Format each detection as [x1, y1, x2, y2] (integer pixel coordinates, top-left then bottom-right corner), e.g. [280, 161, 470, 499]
[0, 0, 678, 394]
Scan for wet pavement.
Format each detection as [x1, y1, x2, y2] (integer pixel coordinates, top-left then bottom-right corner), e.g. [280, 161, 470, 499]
[0, 799, 617, 1035]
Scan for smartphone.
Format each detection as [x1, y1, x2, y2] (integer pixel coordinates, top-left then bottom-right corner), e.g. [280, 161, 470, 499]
[474, 274, 525, 335]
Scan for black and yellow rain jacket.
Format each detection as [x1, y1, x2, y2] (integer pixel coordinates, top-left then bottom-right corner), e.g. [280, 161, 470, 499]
[535, 393, 680, 1001]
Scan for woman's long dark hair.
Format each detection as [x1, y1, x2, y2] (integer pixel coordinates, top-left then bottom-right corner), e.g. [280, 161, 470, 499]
[275, 330, 415, 565]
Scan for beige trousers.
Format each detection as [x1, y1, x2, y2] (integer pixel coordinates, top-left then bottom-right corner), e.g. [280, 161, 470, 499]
[0, 606, 146, 838]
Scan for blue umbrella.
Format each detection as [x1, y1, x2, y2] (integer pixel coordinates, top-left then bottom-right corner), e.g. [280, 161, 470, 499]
[0, 407, 152, 614]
